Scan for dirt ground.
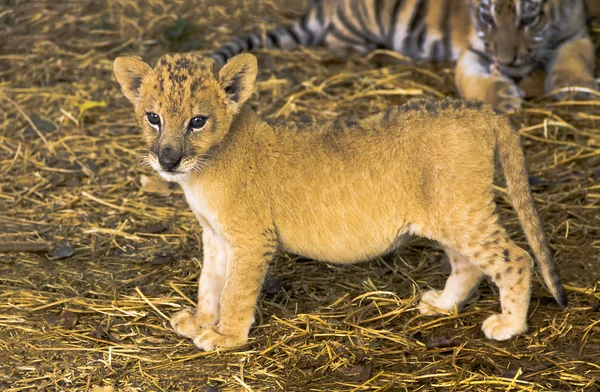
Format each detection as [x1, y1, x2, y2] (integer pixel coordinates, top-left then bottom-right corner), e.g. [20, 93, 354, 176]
[1, 0, 599, 391]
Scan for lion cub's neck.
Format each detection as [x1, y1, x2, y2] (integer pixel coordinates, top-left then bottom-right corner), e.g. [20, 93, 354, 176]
[178, 106, 272, 230]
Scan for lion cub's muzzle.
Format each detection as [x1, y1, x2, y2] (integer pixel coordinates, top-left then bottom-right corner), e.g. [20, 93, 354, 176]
[158, 146, 183, 171]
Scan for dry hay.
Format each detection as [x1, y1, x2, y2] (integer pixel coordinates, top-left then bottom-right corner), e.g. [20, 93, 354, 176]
[1, 0, 599, 391]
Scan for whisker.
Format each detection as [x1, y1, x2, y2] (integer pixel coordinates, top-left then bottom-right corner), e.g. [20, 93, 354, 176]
[191, 158, 211, 173]
[136, 153, 156, 170]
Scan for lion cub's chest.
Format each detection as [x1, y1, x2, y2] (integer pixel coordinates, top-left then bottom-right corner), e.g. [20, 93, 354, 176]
[180, 182, 220, 233]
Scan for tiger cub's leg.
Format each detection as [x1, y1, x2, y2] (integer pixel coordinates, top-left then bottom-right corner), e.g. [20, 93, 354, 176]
[455, 50, 524, 112]
[323, 32, 373, 57]
[170, 229, 227, 339]
[545, 35, 597, 100]
[418, 247, 484, 315]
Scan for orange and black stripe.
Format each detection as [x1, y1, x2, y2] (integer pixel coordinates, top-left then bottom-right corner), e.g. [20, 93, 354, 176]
[210, 0, 470, 65]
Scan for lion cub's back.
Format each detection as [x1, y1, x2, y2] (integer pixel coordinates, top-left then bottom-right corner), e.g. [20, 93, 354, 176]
[346, 99, 501, 165]
[271, 98, 502, 184]
[371, 98, 500, 141]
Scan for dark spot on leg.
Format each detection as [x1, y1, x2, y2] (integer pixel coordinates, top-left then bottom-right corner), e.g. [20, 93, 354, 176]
[518, 267, 523, 274]
[495, 273, 501, 281]
[503, 249, 510, 263]
[506, 266, 513, 274]
[507, 310, 512, 315]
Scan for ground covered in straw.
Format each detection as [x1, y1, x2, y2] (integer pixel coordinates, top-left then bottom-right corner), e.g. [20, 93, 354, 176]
[1, 1, 599, 391]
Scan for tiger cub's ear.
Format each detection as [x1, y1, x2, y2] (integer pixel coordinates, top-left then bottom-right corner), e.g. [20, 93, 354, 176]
[218, 53, 258, 112]
[114, 56, 152, 104]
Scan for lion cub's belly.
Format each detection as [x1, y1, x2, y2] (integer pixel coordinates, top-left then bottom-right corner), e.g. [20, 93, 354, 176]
[275, 212, 411, 264]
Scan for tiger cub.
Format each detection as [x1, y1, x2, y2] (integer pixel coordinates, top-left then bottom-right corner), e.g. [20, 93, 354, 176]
[114, 52, 567, 350]
[210, 0, 597, 112]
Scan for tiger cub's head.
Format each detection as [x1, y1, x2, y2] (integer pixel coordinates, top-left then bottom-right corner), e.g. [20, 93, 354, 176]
[470, 0, 586, 77]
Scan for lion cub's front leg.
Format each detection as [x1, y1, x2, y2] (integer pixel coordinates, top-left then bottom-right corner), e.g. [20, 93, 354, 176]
[192, 231, 275, 351]
[170, 229, 227, 339]
[456, 50, 524, 112]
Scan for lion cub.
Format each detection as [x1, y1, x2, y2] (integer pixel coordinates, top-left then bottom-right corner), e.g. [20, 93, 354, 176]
[114, 52, 567, 351]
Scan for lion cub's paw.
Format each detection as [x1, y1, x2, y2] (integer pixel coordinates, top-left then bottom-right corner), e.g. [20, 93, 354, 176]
[170, 308, 202, 339]
[417, 290, 453, 315]
[193, 327, 247, 351]
[482, 314, 527, 341]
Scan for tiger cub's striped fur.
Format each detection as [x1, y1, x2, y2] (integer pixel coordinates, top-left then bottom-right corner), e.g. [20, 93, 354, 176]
[211, 0, 471, 64]
[210, 0, 597, 112]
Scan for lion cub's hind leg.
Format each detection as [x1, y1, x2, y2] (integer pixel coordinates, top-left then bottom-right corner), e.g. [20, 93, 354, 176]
[420, 193, 534, 341]
[449, 225, 532, 341]
[170, 229, 228, 339]
[479, 240, 533, 341]
[418, 247, 484, 315]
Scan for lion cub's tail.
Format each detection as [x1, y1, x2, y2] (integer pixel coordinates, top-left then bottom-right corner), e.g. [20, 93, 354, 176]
[496, 118, 568, 308]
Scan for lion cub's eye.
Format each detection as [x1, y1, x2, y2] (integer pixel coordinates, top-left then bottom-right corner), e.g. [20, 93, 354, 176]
[189, 116, 207, 130]
[146, 112, 161, 127]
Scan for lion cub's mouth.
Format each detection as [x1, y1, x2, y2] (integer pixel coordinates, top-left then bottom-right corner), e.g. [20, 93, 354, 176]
[156, 168, 189, 182]
[148, 158, 190, 181]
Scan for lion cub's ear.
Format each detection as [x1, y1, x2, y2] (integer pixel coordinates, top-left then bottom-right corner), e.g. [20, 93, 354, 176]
[218, 54, 258, 111]
[114, 56, 152, 104]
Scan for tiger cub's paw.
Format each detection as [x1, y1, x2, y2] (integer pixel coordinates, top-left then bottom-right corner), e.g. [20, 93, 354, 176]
[546, 72, 598, 100]
[491, 79, 525, 113]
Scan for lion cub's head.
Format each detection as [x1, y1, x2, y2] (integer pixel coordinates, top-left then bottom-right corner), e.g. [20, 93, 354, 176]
[114, 53, 257, 182]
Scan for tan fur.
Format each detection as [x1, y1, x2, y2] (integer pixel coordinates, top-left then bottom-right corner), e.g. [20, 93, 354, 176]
[114, 52, 567, 351]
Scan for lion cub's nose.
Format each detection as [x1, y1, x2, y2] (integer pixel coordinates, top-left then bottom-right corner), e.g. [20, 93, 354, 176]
[158, 147, 182, 171]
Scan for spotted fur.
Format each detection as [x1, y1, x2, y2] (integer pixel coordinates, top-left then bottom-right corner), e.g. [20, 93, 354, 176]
[114, 52, 567, 350]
